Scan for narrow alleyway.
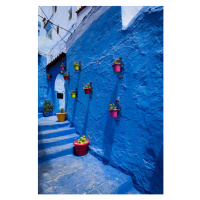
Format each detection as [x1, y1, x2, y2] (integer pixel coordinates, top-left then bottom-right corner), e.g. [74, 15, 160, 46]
[38, 116, 140, 194]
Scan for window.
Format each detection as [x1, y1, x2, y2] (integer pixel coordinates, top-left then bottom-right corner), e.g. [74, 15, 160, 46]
[68, 8, 72, 21]
[57, 93, 63, 99]
[47, 29, 52, 40]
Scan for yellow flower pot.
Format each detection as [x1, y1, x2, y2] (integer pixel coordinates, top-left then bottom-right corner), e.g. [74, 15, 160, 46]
[74, 64, 79, 70]
[56, 112, 67, 122]
[71, 93, 76, 98]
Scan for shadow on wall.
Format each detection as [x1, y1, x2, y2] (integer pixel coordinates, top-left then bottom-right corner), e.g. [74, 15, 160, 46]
[82, 99, 91, 135]
[102, 81, 119, 164]
[149, 146, 163, 194]
[71, 73, 81, 126]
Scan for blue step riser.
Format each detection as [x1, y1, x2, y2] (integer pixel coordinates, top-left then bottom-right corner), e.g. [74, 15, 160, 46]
[38, 128, 76, 140]
[38, 123, 71, 132]
[38, 147, 74, 164]
[38, 136, 79, 150]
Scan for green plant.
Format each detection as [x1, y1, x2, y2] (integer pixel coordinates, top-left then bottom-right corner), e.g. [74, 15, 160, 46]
[60, 108, 64, 113]
[71, 90, 76, 95]
[47, 74, 50, 76]
[83, 83, 91, 89]
[109, 103, 117, 110]
[42, 99, 54, 114]
[74, 62, 79, 65]
[64, 72, 68, 76]
[77, 135, 87, 144]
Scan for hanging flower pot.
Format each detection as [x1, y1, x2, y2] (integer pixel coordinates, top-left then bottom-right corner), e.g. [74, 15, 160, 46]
[112, 58, 122, 73]
[60, 63, 65, 70]
[83, 83, 91, 94]
[74, 62, 79, 70]
[71, 90, 76, 98]
[63, 72, 68, 80]
[47, 74, 51, 79]
[109, 103, 118, 117]
[56, 108, 67, 122]
[73, 135, 89, 156]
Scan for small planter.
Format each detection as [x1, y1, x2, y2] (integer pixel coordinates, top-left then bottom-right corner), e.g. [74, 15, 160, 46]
[84, 88, 91, 94]
[47, 75, 51, 79]
[73, 139, 89, 156]
[71, 91, 76, 98]
[56, 112, 67, 122]
[74, 63, 79, 71]
[64, 76, 68, 80]
[60, 63, 65, 70]
[43, 112, 50, 117]
[109, 109, 118, 117]
[112, 63, 121, 73]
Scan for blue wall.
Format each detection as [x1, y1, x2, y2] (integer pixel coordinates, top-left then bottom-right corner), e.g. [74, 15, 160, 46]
[38, 54, 48, 112]
[65, 6, 163, 194]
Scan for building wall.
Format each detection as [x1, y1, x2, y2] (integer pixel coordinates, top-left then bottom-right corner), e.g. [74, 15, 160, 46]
[38, 54, 48, 112]
[65, 6, 163, 194]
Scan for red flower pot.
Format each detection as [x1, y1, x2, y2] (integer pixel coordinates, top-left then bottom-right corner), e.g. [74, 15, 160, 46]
[84, 88, 91, 94]
[61, 66, 65, 70]
[112, 64, 121, 73]
[109, 109, 118, 117]
[73, 140, 89, 156]
[64, 76, 68, 80]
[47, 75, 51, 79]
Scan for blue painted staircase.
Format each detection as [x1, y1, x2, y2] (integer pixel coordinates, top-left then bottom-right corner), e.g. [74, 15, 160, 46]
[38, 116, 141, 194]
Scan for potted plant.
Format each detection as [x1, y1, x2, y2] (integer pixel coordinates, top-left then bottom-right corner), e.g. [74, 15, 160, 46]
[60, 63, 65, 70]
[74, 62, 79, 70]
[47, 74, 51, 79]
[64, 72, 68, 80]
[112, 58, 121, 73]
[83, 83, 91, 94]
[56, 108, 67, 122]
[73, 135, 89, 156]
[42, 99, 54, 117]
[109, 103, 118, 117]
[71, 90, 76, 98]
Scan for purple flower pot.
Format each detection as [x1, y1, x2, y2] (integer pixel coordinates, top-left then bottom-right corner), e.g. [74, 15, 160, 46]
[109, 109, 118, 117]
[112, 64, 121, 73]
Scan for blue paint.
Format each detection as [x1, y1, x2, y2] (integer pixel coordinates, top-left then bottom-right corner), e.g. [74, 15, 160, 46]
[65, 6, 163, 194]
[38, 6, 163, 194]
[38, 54, 48, 112]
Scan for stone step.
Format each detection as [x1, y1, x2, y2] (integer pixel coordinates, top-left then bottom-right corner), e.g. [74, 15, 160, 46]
[38, 127, 76, 140]
[38, 113, 43, 119]
[38, 133, 79, 150]
[38, 143, 74, 164]
[38, 116, 71, 132]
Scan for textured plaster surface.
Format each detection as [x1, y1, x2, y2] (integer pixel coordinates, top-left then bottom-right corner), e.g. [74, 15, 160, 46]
[65, 6, 163, 194]
[38, 116, 140, 194]
[38, 54, 48, 112]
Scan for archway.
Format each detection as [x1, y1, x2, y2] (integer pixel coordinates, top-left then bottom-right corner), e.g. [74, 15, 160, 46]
[54, 73, 65, 113]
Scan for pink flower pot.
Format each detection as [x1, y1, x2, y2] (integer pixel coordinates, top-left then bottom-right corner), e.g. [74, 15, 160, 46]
[61, 66, 65, 70]
[47, 75, 51, 79]
[109, 109, 118, 117]
[73, 140, 89, 156]
[112, 64, 121, 73]
[64, 76, 68, 80]
[84, 88, 91, 94]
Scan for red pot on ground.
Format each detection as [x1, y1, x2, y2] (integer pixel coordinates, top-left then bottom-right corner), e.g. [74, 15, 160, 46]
[47, 75, 51, 79]
[64, 76, 68, 80]
[109, 109, 118, 117]
[73, 140, 89, 156]
[112, 64, 121, 73]
[84, 88, 91, 94]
